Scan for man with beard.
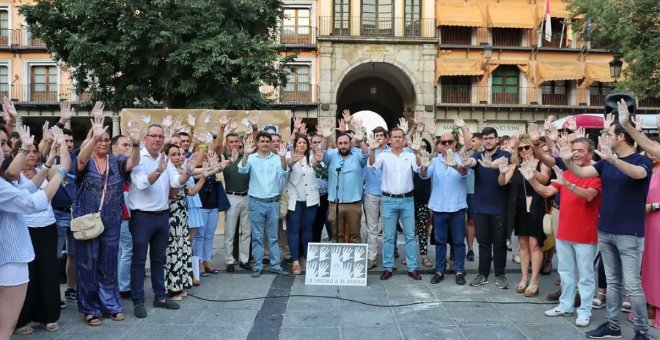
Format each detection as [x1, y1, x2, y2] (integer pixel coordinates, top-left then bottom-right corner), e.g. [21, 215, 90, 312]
[323, 132, 368, 244]
[461, 127, 511, 289]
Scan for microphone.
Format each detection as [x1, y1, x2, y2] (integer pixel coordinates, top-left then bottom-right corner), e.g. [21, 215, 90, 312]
[336, 167, 342, 172]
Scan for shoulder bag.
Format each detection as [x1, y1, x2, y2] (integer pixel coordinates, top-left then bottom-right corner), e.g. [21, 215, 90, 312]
[70, 156, 108, 240]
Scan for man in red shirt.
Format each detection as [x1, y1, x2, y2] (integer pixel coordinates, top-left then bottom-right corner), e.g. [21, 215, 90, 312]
[520, 137, 601, 328]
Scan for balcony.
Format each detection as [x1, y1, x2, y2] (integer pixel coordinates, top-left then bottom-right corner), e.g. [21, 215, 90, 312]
[0, 84, 90, 105]
[318, 17, 436, 39]
[437, 85, 660, 108]
[0, 28, 48, 50]
[277, 26, 317, 48]
[261, 84, 318, 105]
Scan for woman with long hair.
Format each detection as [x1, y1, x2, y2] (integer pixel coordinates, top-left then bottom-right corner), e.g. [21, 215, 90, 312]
[498, 135, 551, 297]
[642, 137, 660, 328]
[412, 138, 433, 268]
[72, 110, 140, 326]
[1, 126, 71, 338]
[285, 134, 322, 274]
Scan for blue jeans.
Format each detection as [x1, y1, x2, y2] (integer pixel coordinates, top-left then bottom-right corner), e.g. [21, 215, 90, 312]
[286, 201, 318, 261]
[194, 208, 219, 261]
[556, 239, 596, 317]
[599, 231, 648, 332]
[129, 211, 170, 305]
[433, 209, 466, 274]
[54, 209, 75, 258]
[249, 197, 282, 272]
[381, 196, 417, 271]
[117, 220, 132, 292]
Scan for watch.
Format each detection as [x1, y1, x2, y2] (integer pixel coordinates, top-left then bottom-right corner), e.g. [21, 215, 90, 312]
[609, 154, 618, 164]
[155, 169, 163, 175]
[569, 183, 577, 192]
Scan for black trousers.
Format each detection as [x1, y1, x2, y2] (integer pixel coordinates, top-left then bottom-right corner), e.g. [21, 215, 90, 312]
[17, 224, 61, 328]
[472, 213, 507, 278]
[312, 194, 331, 243]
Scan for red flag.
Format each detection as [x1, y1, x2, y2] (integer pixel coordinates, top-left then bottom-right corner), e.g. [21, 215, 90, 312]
[544, 0, 552, 42]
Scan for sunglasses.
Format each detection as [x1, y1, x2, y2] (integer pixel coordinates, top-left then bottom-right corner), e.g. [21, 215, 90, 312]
[439, 140, 455, 146]
[517, 145, 531, 151]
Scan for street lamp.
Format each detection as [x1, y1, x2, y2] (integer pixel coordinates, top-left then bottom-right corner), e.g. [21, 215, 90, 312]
[480, 43, 492, 70]
[370, 62, 377, 96]
[609, 56, 623, 82]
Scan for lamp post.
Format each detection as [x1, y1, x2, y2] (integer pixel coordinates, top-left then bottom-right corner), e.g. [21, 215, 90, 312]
[480, 43, 492, 70]
[609, 56, 623, 83]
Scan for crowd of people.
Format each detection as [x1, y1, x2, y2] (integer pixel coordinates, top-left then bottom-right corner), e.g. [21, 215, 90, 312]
[0, 98, 659, 340]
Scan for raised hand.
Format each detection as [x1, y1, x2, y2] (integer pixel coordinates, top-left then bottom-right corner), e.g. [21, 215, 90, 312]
[410, 133, 422, 151]
[633, 115, 643, 132]
[59, 100, 74, 124]
[460, 150, 472, 164]
[557, 137, 575, 162]
[566, 116, 577, 131]
[428, 122, 436, 137]
[128, 120, 142, 144]
[207, 151, 219, 168]
[453, 115, 466, 128]
[366, 131, 378, 150]
[185, 152, 201, 174]
[518, 160, 536, 181]
[353, 123, 365, 142]
[2, 96, 17, 123]
[594, 134, 615, 162]
[90, 112, 107, 140]
[574, 127, 586, 139]
[161, 115, 174, 128]
[498, 157, 510, 174]
[528, 123, 541, 143]
[51, 126, 65, 147]
[336, 118, 346, 133]
[42, 121, 52, 142]
[247, 111, 260, 127]
[157, 153, 168, 173]
[91, 101, 105, 120]
[293, 117, 303, 131]
[550, 165, 567, 186]
[277, 143, 287, 158]
[604, 113, 615, 130]
[543, 115, 555, 132]
[243, 137, 256, 154]
[16, 125, 34, 150]
[617, 98, 631, 126]
[445, 149, 458, 167]
[478, 152, 497, 168]
[195, 127, 208, 143]
[419, 150, 431, 168]
[341, 109, 352, 124]
[397, 117, 408, 132]
[230, 148, 239, 162]
[218, 113, 230, 128]
[546, 124, 559, 142]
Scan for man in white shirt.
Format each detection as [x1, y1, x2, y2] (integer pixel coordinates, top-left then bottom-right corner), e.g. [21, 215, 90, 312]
[368, 127, 422, 281]
[128, 124, 198, 318]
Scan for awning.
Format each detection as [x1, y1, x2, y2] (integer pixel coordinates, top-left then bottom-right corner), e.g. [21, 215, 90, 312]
[584, 62, 613, 84]
[436, 3, 484, 27]
[487, 60, 530, 77]
[487, 4, 536, 28]
[536, 61, 583, 83]
[436, 59, 483, 79]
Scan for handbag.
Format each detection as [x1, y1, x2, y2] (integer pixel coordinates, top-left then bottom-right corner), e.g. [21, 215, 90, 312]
[279, 191, 288, 219]
[214, 179, 231, 212]
[70, 157, 108, 240]
[542, 200, 559, 236]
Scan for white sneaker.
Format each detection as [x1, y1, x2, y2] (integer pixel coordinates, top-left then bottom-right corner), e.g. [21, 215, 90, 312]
[512, 255, 521, 264]
[544, 306, 573, 317]
[575, 315, 590, 327]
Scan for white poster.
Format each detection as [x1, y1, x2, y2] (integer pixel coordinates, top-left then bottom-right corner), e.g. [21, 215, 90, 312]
[304, 243, 368, 286]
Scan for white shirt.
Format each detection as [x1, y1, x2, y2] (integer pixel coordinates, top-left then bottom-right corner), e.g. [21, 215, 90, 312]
[285, 157, 320, 210]
[128, 148, 184, 211]
[18, 173, 56, 228]
[369, 150, 420, 195]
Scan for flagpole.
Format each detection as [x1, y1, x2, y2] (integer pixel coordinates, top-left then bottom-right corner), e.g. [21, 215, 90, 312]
[559, 20, 565, 48]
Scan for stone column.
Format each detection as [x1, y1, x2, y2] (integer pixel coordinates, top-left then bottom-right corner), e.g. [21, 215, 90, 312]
[112, 114, 120, 137]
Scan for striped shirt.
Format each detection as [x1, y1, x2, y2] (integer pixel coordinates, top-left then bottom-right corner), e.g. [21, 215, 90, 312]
[0, 177, 51, 266]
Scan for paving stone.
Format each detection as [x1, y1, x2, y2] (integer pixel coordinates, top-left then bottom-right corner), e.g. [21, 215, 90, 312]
[279, 327, 341, 340]
[460, 324, 529, 340]
[121, 324, 191, 340]
[400, 326, 464, 340]
[184, 326, 251, 340]
[341, 326, 402, 340]
[340, 309, 396, 328]
[443, 303, 509, 325]
[393, 307, 455, 326]
[282, 310, 340, 328]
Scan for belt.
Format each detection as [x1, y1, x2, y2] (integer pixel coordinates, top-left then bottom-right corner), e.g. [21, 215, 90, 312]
[132, 209, 169, 216]
[331, 200, 361, 205]
[53, 205, 72, 212]
[382, 191, 413, 198]
[226, 191, 248, 196]
[250, 196, 279, 203]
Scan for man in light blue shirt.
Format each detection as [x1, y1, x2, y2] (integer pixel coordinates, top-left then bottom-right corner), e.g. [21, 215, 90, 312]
[420, 133, 471, 285]
[238, 131, 289, 277]
[363, 126, 389, 269]
[323, 132, 368, 243]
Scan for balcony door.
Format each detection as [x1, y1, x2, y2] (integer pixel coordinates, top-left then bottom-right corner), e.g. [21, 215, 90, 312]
[281, 65, 311, 102]
[492, 66, 519, 104]
[0, 10, 8, 46]
[282, 8, 311, 44]
[30, 65, 57, 102]
[361, 0, 393, 36]
[404, 0, 421, 36]
[333, 0, 350, 35]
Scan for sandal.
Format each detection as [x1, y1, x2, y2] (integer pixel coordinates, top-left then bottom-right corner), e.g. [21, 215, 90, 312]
[206, 268, 220, 275]
[110, 312, 125, 321]
[85, 315, 102, 326]
[516, 280, 528, 293]
[200, 271, 209, 277]
[42, 322, 60, 332]
[292, 263, 302, 275]
[592, 293, 606, 309]
[422, 256, 433, 268]
[14, 326, 34, 335]
[524, 284, 540, 297]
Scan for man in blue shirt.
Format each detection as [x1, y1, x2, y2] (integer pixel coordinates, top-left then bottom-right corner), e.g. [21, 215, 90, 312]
[562, 124, 653, 340]
[421, 133, 471, 285]
[462, 127, 511, 289]
[238, 131, 290, 277]
[323, 132, 368, 244]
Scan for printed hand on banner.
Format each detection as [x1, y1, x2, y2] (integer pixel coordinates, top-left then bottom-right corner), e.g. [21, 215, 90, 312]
[306, 246, 318, 263]
[352, 263, 365, 278]
[319, 247, 329, 262]
[331, 247, 342, 264]
[353, 247, 365, 262]
[341, 247, 353, 262]
[317, 262, 329, 277]
[306, 262, 318, 277]
[161, 115, 174, 128]
[187, 114, 196, 127]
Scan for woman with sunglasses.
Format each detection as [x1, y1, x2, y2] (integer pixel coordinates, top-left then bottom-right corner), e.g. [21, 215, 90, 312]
[498, 135, 552, 297]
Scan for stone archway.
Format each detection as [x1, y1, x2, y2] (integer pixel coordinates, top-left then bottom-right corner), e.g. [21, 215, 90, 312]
[336, 62, 417, 130]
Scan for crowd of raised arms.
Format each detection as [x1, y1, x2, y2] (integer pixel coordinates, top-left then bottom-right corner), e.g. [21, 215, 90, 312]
[0, 97, 659, 340]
